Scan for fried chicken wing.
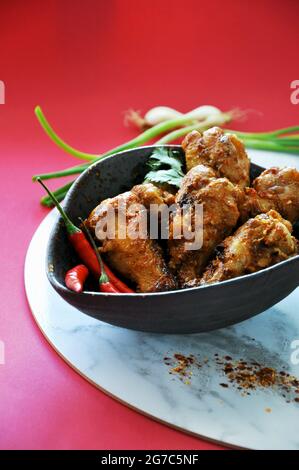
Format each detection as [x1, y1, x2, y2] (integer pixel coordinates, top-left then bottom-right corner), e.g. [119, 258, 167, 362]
[168, 164, 241, 287]
[200, 210, 298, 285]
[86, 187, 177, 293]
[182, 127, 250, 188]
[132, 182, 176, 207]
[240, 167, 299, 223]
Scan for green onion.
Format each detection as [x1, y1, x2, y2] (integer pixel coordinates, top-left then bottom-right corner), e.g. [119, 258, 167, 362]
[237, 139, 299, 154]
[33, 106, 203, 182]
[33, 105, 299, 207]
[33, 107, 233, 183]
[158, 123, 299, 153]
[35, 105, 204, 164]
[35, 106, 98, 161]
[34, 107, 234, 206]
[156, 112, 232, 144]
[32, 163, 89, 181]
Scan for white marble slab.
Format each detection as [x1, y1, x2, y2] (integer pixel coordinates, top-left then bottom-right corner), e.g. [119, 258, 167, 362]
[24, 150, 299, 450]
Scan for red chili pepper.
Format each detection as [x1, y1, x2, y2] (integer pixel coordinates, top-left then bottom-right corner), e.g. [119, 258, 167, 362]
[99, 272, 120, 293]
[37, 178, 134, 293]
[79, 218, 135, 293]
[82, 221, 120, 294]
[66, 230, 101, 278]
[102, 262, 133, 293]
[65, 264, 89, 293]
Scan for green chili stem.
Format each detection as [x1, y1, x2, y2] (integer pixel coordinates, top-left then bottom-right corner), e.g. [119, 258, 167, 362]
[40, 181, 74, 207]
[41, 189, 69, 206]
[37, 178, 79, 232]
[80, 218, 108, 283]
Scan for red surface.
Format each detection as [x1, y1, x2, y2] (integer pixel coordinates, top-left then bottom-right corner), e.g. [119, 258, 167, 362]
[0, 0, 298, 450]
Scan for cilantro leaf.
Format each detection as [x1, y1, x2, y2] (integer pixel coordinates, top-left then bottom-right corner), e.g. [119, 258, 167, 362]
[144, 148, 185, 188]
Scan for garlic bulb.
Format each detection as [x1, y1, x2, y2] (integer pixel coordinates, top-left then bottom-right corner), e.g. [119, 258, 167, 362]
[144, 105, 222, 126]
[185, 105, 222, 120]
[144, 106, 182, 126]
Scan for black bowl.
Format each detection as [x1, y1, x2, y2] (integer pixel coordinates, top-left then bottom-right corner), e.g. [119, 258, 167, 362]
[46, 146, 299, 334]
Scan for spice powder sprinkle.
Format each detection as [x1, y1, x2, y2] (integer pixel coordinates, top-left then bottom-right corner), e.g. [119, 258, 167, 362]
[163, 353, 299, 404]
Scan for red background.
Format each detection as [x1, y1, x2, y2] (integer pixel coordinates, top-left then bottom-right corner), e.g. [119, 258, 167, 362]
[0, 0, 298, 450]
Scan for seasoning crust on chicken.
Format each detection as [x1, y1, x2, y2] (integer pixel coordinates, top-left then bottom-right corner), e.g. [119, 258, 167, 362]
[84, 128, 299, 294]
[86, 186, 177, 293]
[132, 182, 176, 207]
[182, 127, 250, 188]
[168, 164, 241, 287]
[200, 210, 299, 285]
[240, 167, 299, 224]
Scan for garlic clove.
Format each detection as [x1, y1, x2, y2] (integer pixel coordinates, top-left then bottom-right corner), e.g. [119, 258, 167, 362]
[144, 105, 223, 126]
[185, 105, 222, 121]
[144, 106, 183, 126]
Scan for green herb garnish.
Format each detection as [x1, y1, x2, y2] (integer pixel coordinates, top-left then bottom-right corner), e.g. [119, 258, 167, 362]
[144, 147, 185, 188]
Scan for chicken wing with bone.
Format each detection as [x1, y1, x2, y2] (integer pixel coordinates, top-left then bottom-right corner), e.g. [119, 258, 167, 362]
[86, 184, 177, 293]
[131, 182, 176, 207]
[168, 164, 241, 287]
[200, 210, 298, 285]
[182, 127, 250, 188]
[240, 167, 299, 224]
[182, 128, 299, 224]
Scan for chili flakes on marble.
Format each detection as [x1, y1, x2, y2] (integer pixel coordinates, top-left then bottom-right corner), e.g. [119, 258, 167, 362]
[165, 353, 201, 385]
[163, 353, 299, 403]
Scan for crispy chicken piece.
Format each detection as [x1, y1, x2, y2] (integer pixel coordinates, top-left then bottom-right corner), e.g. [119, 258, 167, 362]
[240, 167, 299, 223]
[86, 187, 177, 293]
[200, 210, 298, 285]
[182, 127, 250, 188]
[132, 182, 176, 207]
[168, 164, 241, 287]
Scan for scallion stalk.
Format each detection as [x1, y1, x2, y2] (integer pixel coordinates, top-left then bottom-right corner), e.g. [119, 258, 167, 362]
[35, 105, 204, 164]
[156, 112, 232, 144]
[33, 163, 89, 181]
[33, 107, 234, 183]
[35, 106, 99, 161]
[34, 105, 299, 207]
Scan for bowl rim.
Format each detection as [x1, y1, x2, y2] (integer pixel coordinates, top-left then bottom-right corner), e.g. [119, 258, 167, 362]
[47, 252, 299, 297]
[47, 145, 299, 298]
